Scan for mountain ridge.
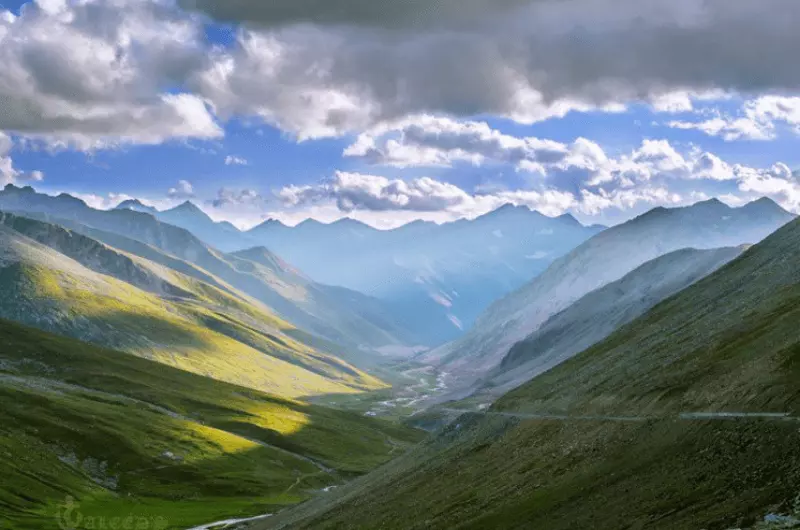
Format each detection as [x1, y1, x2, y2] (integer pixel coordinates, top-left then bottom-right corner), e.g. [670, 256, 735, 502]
[477, 245, 744, 398]
[422, 196, 795, 399]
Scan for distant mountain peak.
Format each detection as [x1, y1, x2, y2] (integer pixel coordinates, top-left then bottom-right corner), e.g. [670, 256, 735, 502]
[247, 218, 289, 234]
[480, 203, 542, 221]
[296, 218, 325, 228]
[401, 219, 436, 229]
[331, 217, 374, 230]
[55, 193, 88, 206]
[497, 203, 531, 214]
[162, 200, 211, 221]
[555, 213, 581, 226]
[692, 197, 729, 209]
[115, 199, 158, 215]
[117, 198, 147, 208]
[2, 184, 35, 193]
[176, 200, 201, 212]
[742, 196, 791, 215]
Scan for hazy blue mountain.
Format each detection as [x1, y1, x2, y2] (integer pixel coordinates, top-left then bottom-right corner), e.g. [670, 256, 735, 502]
[154, 200, 250, 251]
[262, 206, 800, 530]
[1, 185, 604, 346]
[115, 198, 158, 215]
[246, 204, 605, 344]
[423, 197, 795, 395]
[55, 184, 609, 346]
[477, 246, 744, 398]
[0, 186, 420, 353]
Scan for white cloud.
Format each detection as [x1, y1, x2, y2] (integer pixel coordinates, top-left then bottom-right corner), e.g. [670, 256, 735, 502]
[279, 172, 473, 213]
[209, 187, 264, 208]
[224, 155, 249, 166]
[168, 179, 195, 199]
[0, 0, 222, 149]
[577, 187, 682, 215]
[668, 116, 773, 141]
[746, 96, 800, 135]
[668, 95, 800, 141]
[344, 115, 569, 170]
[0, 132, 44, 186]
[650, 92, 695, 113]
[275, 170, 679, 221]
[274, 132, 800, 225]
[343, 119, 744, 189]
[735, 162, 800, 210]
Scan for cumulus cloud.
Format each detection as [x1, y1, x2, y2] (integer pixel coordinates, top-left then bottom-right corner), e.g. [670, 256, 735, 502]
[668, 95, 800, 141]
[668, 116, 773, 141]
[277, 170, 680, 220]
[4, 0, 800, 143]
[276, 136, 800, 223]
[279, 172, 471, 213]
[0, 132, 44, 185]
[186, 0, 800, 138]
[0, 0, 221, 149]
[224, 155, 249, 166]
[343, 118, 744, 189]
[209, 187, 264, 208]
[736, 162, 800, 209]
[344, 115, 570, 169]
[168, 180, 195, 199]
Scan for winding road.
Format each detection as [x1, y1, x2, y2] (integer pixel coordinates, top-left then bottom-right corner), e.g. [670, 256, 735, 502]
[440, 409, 800, 422]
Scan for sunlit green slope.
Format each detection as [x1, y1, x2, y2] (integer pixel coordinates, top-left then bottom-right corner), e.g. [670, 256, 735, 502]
[0, 318, 423, 530]
[0, 185, 422, 351]
[0, 212, 384, 397]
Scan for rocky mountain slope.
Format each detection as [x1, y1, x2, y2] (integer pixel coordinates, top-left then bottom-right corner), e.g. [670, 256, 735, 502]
[261, 204, 800, 530]
[476, 245, 744, 398]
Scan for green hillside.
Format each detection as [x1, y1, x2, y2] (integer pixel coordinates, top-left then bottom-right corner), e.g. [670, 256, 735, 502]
[0, 213, 385, 398]
[0, 318, 423, 530]
[261, 220, 800, 529]
[0, 187, 421, 351]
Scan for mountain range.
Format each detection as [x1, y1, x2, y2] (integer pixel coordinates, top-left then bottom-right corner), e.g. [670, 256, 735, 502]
[116, 196, 606, 344]
[0, 185, 420, 356]
[4, 183, 800, 530]
[423, 197, 795, 399]
[260, 198, 800, 530]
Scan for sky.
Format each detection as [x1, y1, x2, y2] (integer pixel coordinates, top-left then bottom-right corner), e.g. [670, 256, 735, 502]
[2, 0, 800, 229]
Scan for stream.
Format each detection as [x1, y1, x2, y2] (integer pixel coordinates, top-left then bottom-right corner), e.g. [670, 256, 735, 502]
[186, 513, 273, 530]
